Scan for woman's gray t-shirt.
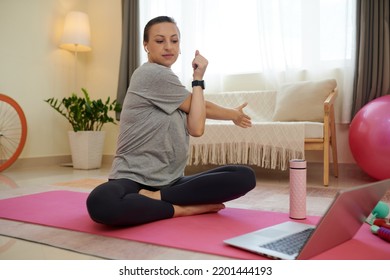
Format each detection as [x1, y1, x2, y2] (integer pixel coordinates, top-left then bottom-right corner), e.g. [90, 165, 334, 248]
[109, 63, 191, 188]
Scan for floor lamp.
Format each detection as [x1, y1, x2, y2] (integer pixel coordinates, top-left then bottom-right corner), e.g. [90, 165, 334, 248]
[59, 11, 92, 91]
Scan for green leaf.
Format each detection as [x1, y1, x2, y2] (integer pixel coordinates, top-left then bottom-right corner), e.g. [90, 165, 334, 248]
[44, 88, 121, 131]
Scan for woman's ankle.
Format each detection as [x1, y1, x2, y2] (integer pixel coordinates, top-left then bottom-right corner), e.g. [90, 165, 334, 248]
[173, 204, 225, 217]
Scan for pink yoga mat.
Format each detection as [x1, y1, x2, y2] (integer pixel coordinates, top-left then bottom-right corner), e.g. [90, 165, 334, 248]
[0, 191, 389, 259]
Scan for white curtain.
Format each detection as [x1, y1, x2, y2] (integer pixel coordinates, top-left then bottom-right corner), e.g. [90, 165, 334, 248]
[139, 0, 356, 123]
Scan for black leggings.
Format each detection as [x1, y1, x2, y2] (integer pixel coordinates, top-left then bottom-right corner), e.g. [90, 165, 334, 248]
[86, 165, 256, 226]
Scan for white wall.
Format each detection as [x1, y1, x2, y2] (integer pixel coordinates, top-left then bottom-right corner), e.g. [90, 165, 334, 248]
[0, 0, 121, 160]
[84, 0, 122, 155]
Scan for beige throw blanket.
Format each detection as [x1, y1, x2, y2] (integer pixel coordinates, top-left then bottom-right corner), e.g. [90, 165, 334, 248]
[187, 91, 305, 170]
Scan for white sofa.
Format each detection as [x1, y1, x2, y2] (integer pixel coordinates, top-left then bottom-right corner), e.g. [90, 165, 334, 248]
[188, 79, 338, 186]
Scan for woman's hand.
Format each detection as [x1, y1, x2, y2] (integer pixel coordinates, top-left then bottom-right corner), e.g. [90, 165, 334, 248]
[192, 50, 208, 80]
[232, 102, 252, 128]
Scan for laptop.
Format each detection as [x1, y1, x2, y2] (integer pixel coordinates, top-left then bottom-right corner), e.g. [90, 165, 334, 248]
[224, 179, 390, 260]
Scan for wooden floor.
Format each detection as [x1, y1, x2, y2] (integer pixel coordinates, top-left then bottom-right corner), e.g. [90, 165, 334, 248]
[0, 161, 376, 259]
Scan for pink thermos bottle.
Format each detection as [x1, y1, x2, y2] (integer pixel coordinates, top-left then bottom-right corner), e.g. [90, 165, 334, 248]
[289, 159, 307, 219]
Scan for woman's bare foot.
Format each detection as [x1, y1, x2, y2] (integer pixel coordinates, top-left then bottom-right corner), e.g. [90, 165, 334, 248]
[139, 189, 225, 217]
[173, 203, 225, 218]
[139, 189, 161, 200]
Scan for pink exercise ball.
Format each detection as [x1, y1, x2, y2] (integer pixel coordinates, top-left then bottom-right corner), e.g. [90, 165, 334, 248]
[349, 95, 390, 180]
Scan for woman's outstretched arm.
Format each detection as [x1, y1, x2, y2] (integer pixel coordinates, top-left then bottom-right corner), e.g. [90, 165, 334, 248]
[205, 100, 252, 128]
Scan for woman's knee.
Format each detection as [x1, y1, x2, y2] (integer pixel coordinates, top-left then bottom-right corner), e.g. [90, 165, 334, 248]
[220, 165, 256, 196]
[86, 179, 143, 225]
[237, 165, 257, 191]
[86, 182, 174, 227]
[86, 185, 117, 225]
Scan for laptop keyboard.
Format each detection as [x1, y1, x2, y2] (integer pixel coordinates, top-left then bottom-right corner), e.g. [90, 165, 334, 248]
[259, 228, 315, 256]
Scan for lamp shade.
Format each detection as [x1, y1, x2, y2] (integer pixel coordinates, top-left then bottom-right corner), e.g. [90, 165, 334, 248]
[60, 11, 91, 52]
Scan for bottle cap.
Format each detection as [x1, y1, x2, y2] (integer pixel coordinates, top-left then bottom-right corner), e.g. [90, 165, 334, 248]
[290, 159, 306, 169]
[371, 225, 380, 234]
[372, 201, 390, 219]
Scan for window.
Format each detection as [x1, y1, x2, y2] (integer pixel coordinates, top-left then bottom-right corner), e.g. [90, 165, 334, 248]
[139, 0, 356, 122]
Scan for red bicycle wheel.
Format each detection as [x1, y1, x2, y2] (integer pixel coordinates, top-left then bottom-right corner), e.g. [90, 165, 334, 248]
[0, 93, 27, 171]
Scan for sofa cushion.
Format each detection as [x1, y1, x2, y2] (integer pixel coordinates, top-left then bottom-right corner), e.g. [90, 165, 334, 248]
[272, 79, 337, 122]
[303, 122, 324, 138]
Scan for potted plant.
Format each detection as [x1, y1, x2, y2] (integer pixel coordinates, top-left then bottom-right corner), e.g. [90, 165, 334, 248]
[45, 88, 121, 169]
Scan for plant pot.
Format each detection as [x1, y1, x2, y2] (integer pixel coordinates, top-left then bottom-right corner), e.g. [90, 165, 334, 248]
[68, 131, 106, 169]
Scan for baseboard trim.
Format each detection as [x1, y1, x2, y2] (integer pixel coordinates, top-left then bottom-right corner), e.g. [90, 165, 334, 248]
[6, 155, 114, 170]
